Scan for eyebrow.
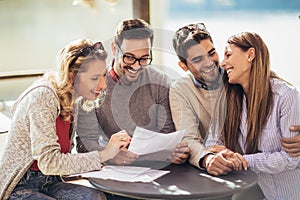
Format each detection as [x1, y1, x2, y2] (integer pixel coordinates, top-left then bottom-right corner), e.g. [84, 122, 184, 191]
[207, 48, 216, 55]
[93, 69, 107, 76]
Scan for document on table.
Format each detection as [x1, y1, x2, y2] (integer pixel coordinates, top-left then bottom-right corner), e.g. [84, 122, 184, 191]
[128, 127, 185, 162]
[65, 165, 170, 183]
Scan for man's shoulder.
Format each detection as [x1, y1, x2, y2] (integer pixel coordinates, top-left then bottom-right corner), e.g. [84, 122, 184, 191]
[170, 74, 193, 89]
[143, 66, 171, 85]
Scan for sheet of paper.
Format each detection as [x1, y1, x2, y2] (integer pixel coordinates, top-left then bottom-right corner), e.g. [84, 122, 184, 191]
[128, 127, 185, 161]
[67, 165, 169, 183]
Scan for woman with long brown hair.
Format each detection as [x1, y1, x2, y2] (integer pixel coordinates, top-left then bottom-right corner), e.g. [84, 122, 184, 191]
[209, 32, 300, 199]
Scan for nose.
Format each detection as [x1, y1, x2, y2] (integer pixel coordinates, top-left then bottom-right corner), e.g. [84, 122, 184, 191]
[131, 60, 141, 70]
[204, 54, 214, 66]
[220, 59, 227, 69]
[96, 76, 107, 91]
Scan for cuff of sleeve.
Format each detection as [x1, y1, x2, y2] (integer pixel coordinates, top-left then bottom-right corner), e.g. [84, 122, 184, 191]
[198, 151, 214, 170]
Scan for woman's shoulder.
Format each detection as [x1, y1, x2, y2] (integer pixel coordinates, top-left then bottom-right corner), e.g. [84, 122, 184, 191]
[11, 79, 59, 113]
[271, 78, 299, 99]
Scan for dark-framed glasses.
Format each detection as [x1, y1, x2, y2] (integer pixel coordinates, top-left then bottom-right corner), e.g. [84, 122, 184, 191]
[116, 44, 152, 66]
[70, 42, 105, 67]
[177, 23, 209, 39]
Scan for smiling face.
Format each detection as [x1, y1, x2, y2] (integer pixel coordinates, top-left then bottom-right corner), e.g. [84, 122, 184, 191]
[113, 38, 152, 84]
[182, 39, 220, 87]
[221, 43, 253, 91]
[74, 59, 107, 100]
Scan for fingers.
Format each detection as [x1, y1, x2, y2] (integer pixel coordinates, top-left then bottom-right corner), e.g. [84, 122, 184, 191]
[290, 125, 300, 132]
[109, 149, 138, 165]
[282, 144, 300, 157]
[206, 153, 233, 176]
[170, 143, 190, 164]
[206, 145, 227, 154]
[281, 133, 300, 157]
[227, 153, 248, 171]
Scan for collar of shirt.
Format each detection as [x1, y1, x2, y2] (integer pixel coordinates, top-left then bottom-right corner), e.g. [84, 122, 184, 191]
[109, 68, 119, 83]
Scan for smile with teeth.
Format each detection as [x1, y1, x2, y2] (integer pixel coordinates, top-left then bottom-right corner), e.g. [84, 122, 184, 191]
[226, 68, 233, 75]
[201, 65, 216, 74]
[125, 66, 140, 74]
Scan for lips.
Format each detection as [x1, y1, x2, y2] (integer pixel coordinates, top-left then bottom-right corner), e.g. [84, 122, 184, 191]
[226, 68, 233, 76]
[124, 66, 141, 75]
[93, 90, 102, 98]
[201, 64, 216, 74]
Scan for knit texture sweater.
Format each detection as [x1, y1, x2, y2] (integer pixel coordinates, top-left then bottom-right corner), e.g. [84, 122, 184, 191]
[0, 79, 103, 200]
[169, 74, 225, 168]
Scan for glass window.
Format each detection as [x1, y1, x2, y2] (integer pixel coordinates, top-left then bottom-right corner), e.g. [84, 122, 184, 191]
[150, 0, 300, 89]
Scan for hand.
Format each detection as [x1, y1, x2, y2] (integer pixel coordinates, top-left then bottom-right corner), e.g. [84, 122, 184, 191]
[99, 130, 132, 162]
[206, 145, 227, 154]
[204, 149, 234, 176]
[108, 148, 139, 165]
[281, 126, 300, 157]
[169, 142, 190, 164]
[225, 152, 248, 171]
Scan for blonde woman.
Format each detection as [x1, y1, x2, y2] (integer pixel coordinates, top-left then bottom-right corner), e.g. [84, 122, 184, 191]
[0, 39, 131, 200]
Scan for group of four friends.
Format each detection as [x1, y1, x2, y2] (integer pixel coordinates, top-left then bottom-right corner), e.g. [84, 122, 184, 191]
[0, 18, 299, 200]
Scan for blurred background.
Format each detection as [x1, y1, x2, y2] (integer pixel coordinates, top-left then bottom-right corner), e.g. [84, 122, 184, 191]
[0, 0, 299, 109]
[0, 0, 299, 158]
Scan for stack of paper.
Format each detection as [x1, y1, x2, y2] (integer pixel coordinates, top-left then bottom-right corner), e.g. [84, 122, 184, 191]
[67, 165, 169, 183]
[128, 127, 185, 162]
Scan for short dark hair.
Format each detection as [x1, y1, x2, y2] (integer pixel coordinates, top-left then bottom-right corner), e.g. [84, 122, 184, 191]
[172, 23, 213, 64]
[114, 18, 154, 46]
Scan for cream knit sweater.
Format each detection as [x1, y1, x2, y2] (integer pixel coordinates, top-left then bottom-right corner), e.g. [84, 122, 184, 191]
[0, 79, 102, 200]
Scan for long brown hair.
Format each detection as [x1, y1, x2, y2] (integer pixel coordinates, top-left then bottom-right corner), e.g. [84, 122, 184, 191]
[223, 32, 279, 153]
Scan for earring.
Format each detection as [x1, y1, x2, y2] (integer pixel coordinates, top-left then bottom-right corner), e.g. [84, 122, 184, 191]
[248, 58, 251, 62]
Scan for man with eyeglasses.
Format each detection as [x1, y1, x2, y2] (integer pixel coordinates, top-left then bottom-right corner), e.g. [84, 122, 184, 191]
[76, 18, 190, 167]
[170, 23, 300, 176]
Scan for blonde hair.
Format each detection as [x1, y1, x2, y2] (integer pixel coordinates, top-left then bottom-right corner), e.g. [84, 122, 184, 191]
[46, 39, 107, 121]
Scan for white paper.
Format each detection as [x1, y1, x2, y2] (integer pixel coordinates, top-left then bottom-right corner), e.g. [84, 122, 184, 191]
[68, 165, 169, 183]
[128, 127, 185, 161]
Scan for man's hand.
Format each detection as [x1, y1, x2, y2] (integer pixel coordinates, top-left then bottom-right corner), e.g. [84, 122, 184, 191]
[169, 142, 190, 164]
[281, 126, 300, 157]
[204, 149, 234, 176]
[108, 148, 138, 165]
[206, 145, 227, 154]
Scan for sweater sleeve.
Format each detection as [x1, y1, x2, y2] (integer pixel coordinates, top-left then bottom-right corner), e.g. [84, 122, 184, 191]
[156, 75, 176, 133]
[76, 105, 108, 152]
[169, 83, 209, 168]
[24, 86, 102, 175]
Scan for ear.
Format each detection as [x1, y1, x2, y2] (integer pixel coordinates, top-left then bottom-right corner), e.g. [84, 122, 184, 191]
[247, 47, 255, 62]
[111, 42, 117, 57]
[178, 61, 189, 72]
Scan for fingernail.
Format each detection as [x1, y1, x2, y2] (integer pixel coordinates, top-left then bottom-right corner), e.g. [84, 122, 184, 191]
[290, 126, 295, 131]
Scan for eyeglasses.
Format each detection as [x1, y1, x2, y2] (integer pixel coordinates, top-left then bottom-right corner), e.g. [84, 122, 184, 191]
[70, 42, 105, 67]
[176, 23, 209, 39]
[116, 44, 152, 66]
